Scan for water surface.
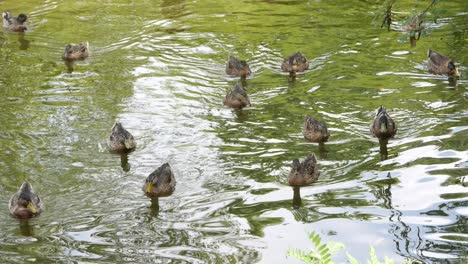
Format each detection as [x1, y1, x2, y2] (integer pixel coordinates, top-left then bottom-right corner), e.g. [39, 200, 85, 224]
[0, 0, 467, 263]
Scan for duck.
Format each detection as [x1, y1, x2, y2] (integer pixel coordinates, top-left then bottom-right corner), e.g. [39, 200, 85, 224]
[288, 153, 320, 186]
[281, 52, 309, 73]
[427, 49, 460, 77]
[226, 56, 251, 77]
[9, 182, 43, 219]
[143, 163, 176, 199]
[223, 82, 251, 109]
[2, 12, 27, 32]
[62, 42, 89, 61]
[303, 116, 330, 143]
[107, 122, 136, 154]
[370, 106, 397, 140]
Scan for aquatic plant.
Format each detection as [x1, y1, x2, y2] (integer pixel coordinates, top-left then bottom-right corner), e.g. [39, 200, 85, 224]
[287, 231, 419, 264]
[374, 0, 444, 47]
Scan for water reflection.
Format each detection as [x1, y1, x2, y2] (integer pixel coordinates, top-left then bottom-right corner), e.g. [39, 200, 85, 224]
[149, 198, 160, 217]
[292, 186, 301, 209]
[64, 60, 74, 73]
[160, 0, 187, 19]
[379, 139, 388, 161]
[448, 77, 458, 87]
[17, 32, 29, 50]
[318, 143, 328, 159]
[120, 153, 131, 172]
[19, 220, 34, 237]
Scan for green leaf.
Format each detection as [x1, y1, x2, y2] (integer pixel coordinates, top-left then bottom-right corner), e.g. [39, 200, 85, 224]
[368, 246, 380, 264]
[287, 248, 318, 264]
[383, 256, 394, 264]
[347, 253, 361, 264]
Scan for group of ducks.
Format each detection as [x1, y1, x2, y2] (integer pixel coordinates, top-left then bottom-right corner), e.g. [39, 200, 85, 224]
[2, 12, 90, 63]
[5, 11, 461, 218]
[9, 122, 175, 219]
[4, 12, 172, 219]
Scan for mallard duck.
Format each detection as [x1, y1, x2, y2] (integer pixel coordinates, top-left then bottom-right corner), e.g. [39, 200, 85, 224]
[427, 49, 460, 77]
[281, 52, 309, 73]
[303, 116, 330, 143]
[9, 182, 43, 219]
[62, 42, 89, 61]
[2, 12, 27, 32]
[370, 106, 397, 139]
[224, 83, 251, 109]
[107, 122, 136, 153]
[288, 153, 320, 186]
[143, 163, 176, 198]
[226, 56, 251, 77]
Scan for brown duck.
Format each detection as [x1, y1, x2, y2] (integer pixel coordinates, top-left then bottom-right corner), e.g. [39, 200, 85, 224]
[288, 153, 320, 186]
[224, 83, 250, 109]
[303, 116, 330, 143]
[370, 106, 397, 140]
[427, 49, 460, 77]
[143, 163, 176, 198]
[63, 42, 89, 61]
[9, 182, 43, 219]
[226, 56, 251, 77]
[107, 122, 136, 154]
[281, 52, 309, 73]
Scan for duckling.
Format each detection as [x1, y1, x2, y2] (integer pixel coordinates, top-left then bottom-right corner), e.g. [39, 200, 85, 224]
[370, 106, 397, 140]
[9, 182, 43, 219]
[288, 153, 320, 186]
[107, 122, 136, 154]
[2, 12, 27, 32]
[281, 52, 309, 73]
[62, 42, 89, 61]
[226, 56, 251, 77]
[427, 49, 460, 78]
[303, 116, 330, 143]
[223, 83, 250, 109]
[143, 163, 176, 198]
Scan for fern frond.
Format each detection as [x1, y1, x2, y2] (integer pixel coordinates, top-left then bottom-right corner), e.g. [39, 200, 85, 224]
[347, 253, 360, 264]
[383, 256, 395, 264]
[287, 248, 318, 264]
[368, 246, 379, 264]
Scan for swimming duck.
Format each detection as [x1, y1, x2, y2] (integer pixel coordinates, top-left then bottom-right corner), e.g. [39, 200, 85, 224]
[303, 116, 330, 143]
[226, 56, 251, 77]
[2, 12, 27, 32]
[288, 153, 320, 186]
[143, 163, 176, 198]
[107, 122, 136, 153]
[427, 49, 460, 77]
[224, 83, 251, 109]
[62, 42, 89, 61]
[370, 106, 397, 140]
[9, 182, 43, 219]
[281, 52, 309, 73]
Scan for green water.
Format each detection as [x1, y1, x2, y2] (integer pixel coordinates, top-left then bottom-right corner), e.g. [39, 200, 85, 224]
[0, 0, 467, 263]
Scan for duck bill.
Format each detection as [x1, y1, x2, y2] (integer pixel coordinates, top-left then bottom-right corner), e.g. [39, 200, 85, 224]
[145, 184, 153, 193]
[27, 202, 37, 214]
[454, 67, 460, 77]
[124, 139, 134, 149]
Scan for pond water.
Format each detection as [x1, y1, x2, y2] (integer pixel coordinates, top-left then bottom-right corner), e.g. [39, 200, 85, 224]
[0, 0, 467, 263]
